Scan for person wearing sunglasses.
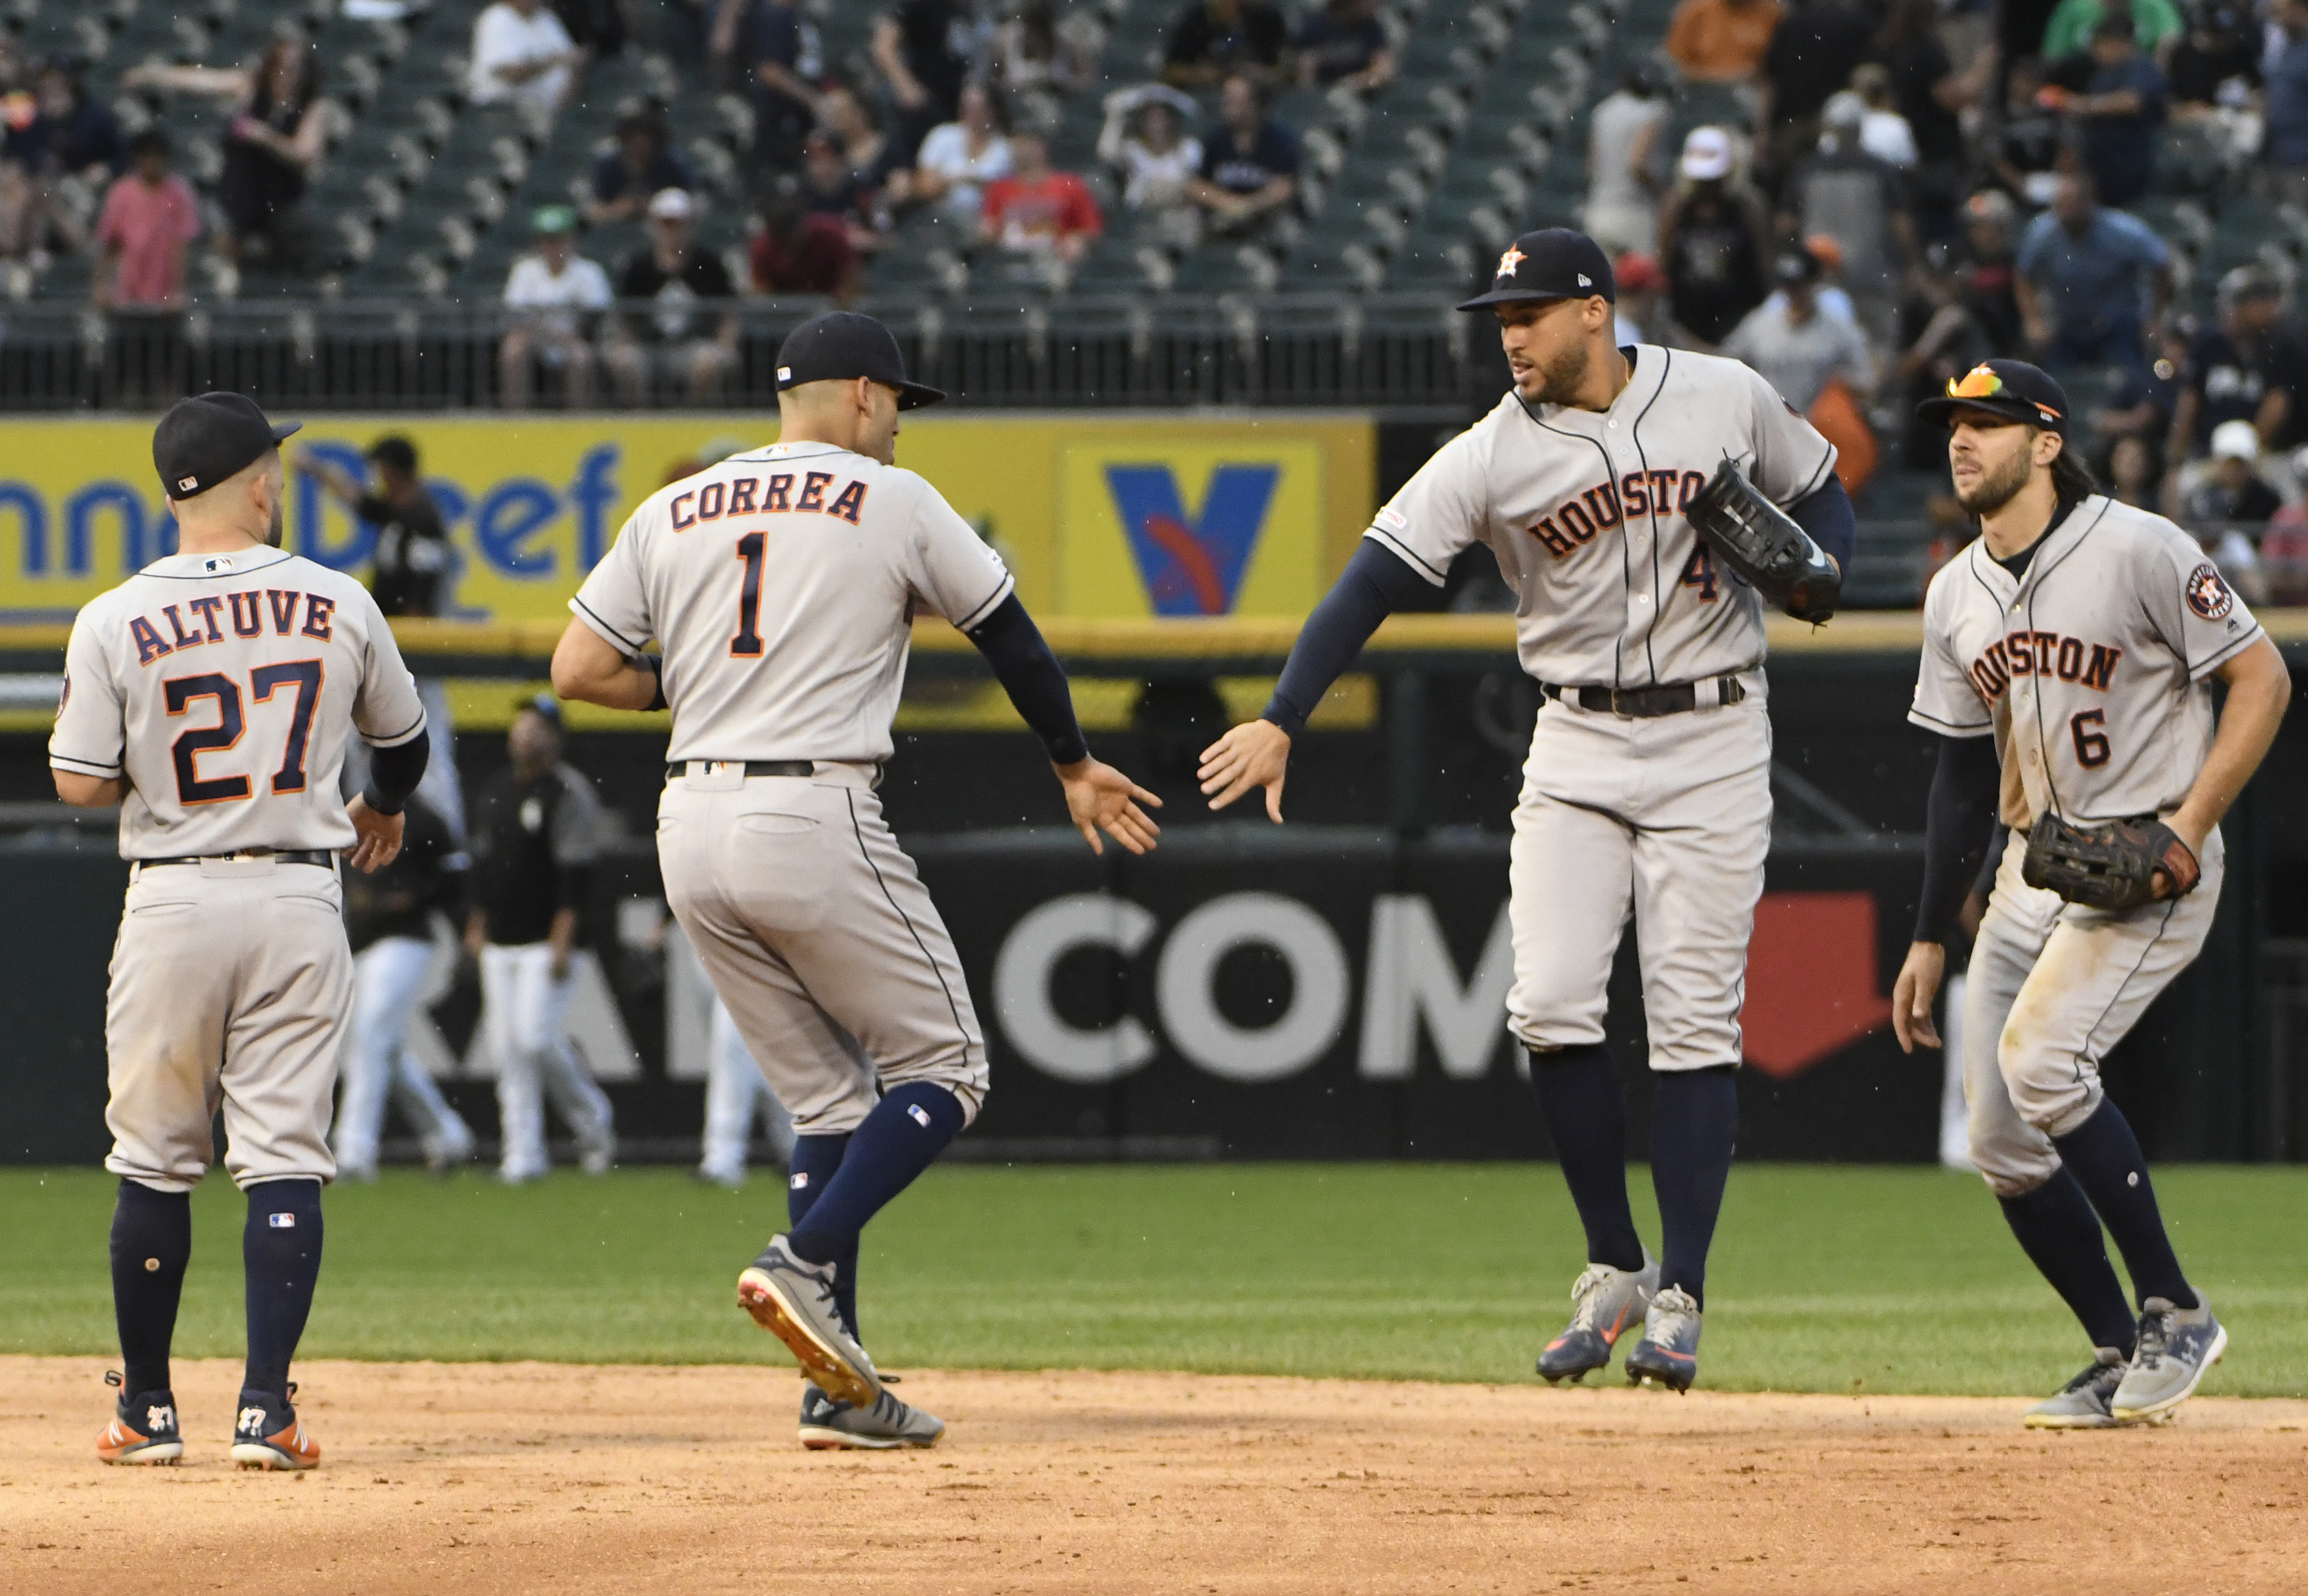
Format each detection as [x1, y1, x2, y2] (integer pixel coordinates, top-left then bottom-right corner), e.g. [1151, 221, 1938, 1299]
[1892, 358, 2289, 1428]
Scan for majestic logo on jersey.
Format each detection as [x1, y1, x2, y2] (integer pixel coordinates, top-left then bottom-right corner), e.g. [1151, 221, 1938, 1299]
[670, 471, 868, 531]
[1967, 630, 2121, 702]
[1495, 245, 1526, 279]
[2184, 562, 2236, 620]
[1524, 471, 1710, 559]
[1103, 464, 1280, 616]
[127, 589, 335, 666]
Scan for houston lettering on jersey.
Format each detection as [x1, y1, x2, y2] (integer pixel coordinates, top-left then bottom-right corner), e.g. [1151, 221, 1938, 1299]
[1967, 630, 2121, 701]
[127, 590, 336, 667]
[670, 471, 870, 531]
[1524, 471, 1711, 559]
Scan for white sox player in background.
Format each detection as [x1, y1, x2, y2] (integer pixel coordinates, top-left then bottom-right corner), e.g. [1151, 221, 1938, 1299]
[1199, 229, 1859, 1392]
[51, 392, 431, 1470]
[551, 311, 1160, 1449]
[1892, 360, 2289, 1428]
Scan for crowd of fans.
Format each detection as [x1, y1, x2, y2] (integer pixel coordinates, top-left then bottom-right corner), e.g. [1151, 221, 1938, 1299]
[1597, 0, 2308, 597]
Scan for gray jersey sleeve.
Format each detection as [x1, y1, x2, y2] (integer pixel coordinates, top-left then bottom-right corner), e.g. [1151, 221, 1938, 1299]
[904, 474, 1014, 629]
[549, 766, 603, 867]
[2143, 533, 2265, 681]
[569, 507, 655, 654]
[49, 599, 126, 777]
[1738, 364, 1839, 507]
[1909, 576, 1993, 737]
[1364, 425, 1492, 587]
[353, 593, 428, 746]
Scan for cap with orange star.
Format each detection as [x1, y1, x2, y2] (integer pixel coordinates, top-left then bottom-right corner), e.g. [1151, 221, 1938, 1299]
[1457, 228, 1616, 311]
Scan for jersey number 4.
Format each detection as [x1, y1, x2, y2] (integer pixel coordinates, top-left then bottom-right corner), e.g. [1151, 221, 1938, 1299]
[1678, 547, 1720, 602]
[164, 663, 323, 806]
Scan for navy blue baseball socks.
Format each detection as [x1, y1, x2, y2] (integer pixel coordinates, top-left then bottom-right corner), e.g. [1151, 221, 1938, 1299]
[108, 1179, 191, 1399]
[1996, 1167, 2138, 1359]
[97, 1369, 183, 1466]
[786, 1131, 861, 1341]
[243, 1178, 324, 1400]
[1525, 1045, 1645, 1273]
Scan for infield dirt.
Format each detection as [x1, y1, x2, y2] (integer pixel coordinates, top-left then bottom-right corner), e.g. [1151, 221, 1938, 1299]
[5, 1356, 2304, 1594]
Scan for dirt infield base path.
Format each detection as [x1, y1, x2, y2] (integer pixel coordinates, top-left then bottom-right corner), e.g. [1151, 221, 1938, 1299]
[5, 1358, 2305, 1594]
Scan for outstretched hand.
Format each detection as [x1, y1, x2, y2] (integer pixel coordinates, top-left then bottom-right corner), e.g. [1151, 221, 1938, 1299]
[1057, 757, 1163, 855]
[1891, 941, 1946, 1054]
[1197, 719, 1291, 822]
[344, 795, 405, 875]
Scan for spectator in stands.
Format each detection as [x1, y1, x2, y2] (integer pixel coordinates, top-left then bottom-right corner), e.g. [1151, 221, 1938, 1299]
[605, 187, 740, 406]
[799, 129, 888, 250]
[2041, 0, 2183, 64]
[2179, 421, 2277, 601]
[500, 204, 612, 409]
[1664, 0, 1782, 84]
[129, 38, 329, 272]
[2014, 171, 2172, 368]
[1990, 56, 2067, 208]
[2168, 264, 2308, 463]
[1189, 73, 1299, 239]
[1896, 240, 1995, 468]
[1779, 92, 1914, 350]
[1872, 0, 1990, 235]
[750, 174, 862, 300]
[2088, 312, 2186, 467]
[1756, 0, 1876, 177]
[2264, 0, 2308, 209]
[586, 108, 699, 227]
[873, 0, 991, 159]
[1098, 85, 1204, 225]
[93, 128, 201, 407]
[899, 79, 1013, 229]
[0, 59, 125, 270]
[466, 0, 581, 121]
[553, 0, 627, 60]
[2069, 14, 2166, 207]
[1721, 247, 1879, 411]
[1612, 253, 1684, 346]
[996, 0, 1101, 102]
[1658, 126, 1771, 346]
[733, 0, 822, 170]
[983, 129, 1102, 271]
[1164, 0, 1291, 89]
[2168, 0, 2259, 114]
[1582, 59, 1673, 258]
[1296, 0, 1395, 93]
[820, 82, 898, 190]
[2108, 434, 2160, 505]
[1849, 65, 1917, 170]
[1956, 190, 2025, 354]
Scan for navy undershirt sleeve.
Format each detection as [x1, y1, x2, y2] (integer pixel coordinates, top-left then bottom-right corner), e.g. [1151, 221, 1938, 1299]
[964, 595, 1091, 766]
[1260, 540, 1430, 738]
[360, 726, 430, 816]
[1914, 732, 2002, 944]
[1789, 475, 1857, 573]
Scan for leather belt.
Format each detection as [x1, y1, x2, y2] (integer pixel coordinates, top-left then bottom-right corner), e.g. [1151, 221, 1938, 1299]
[1539, 675, 1747, 718]
[140, 849, 335, 868]
[665, 759, 816, 781]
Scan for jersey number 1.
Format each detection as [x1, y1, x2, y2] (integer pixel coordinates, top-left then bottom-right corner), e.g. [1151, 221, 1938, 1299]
[165, 663, 323, 806]
[731, 531, 766, 657]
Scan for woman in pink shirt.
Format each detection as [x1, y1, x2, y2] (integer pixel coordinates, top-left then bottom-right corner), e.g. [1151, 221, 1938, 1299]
[95, 129, 201, 309]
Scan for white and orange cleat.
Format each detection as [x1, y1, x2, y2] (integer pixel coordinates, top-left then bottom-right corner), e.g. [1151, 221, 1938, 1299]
[229, 1384, 320, 1471]
[98, 1370, 183, 1465]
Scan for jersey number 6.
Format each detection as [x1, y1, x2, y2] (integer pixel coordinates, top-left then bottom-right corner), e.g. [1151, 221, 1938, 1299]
[164, 662, 324, 806]
[2070, 709, 2111, 769]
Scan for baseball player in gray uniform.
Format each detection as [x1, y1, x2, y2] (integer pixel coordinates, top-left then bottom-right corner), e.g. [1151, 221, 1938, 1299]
[1892, 359, 2290, 1427]
[551, 311, 1160, 1448]
[1199, 230, 1858, 1391]
[51, 392, 430, 1469]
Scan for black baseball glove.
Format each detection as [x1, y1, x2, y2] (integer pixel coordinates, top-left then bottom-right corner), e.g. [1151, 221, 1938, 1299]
[1683, 459, 1841, 622]
[2021, 814, 2201, 912]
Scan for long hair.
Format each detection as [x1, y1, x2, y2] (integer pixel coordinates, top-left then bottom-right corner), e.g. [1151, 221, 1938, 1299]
[2048, 432, 2098, 502]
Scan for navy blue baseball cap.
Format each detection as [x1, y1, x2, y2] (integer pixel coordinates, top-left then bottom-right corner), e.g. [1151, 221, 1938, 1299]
[153, 391, 301, 501]
[1916, 359, 2072, 436]
[775, 311, 945, 410]
[1457, 228, 1617, 311]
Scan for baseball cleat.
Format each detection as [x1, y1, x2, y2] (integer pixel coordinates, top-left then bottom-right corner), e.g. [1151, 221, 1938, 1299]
[424, 1126, 476, 1176]
[798, 1384, 946, 1450]
[2023, 1348, 2137, 1429]
[1624, 1286, 1703, 1392]
[2112, 1294, 2227, 1423]
[738, 1234, 883, 1408]
[229, 1385, 321, 1471]
[97, 1371, 183, 1465]
[577, 1124, 616, 1177]
[1537, 1251, 1659, 1384]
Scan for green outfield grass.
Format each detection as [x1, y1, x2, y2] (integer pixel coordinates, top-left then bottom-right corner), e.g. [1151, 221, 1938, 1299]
[1, 1164, 2301, 1398]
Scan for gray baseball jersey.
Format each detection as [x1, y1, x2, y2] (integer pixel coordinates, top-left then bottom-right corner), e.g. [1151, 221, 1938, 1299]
[1368, 346, 1837, 687]
[50, 547, 427, 858]
[1909, 496, 2264, 827]
[569, 439, 1014, 763]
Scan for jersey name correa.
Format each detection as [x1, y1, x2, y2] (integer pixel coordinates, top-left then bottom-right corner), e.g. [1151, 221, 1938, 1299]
[1909, 496, 2264, 827]
[570, 439, 1014, 766]
[1366, 346, 1838, 688]
[48, 547, 427, 859]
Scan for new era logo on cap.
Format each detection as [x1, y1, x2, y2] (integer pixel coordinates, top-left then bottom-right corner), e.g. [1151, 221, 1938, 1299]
[1577, 274, 1592, 288]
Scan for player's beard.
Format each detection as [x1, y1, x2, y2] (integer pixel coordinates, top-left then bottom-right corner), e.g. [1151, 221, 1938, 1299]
[1521, 341, 1589, 407]
[1954, 444, 2034, 517]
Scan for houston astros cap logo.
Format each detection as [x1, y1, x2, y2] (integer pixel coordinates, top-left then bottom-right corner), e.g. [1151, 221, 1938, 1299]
[1495, 245, 1526, 280]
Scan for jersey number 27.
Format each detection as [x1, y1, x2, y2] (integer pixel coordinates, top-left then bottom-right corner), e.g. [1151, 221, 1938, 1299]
[164, 663, 323, 805]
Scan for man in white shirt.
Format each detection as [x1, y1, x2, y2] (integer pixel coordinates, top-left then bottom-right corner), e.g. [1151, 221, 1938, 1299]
[468, 0, 578, 121]
[500, 205, 612, 408]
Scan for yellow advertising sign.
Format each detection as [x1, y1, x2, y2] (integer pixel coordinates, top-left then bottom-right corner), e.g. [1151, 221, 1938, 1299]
[0, 412, 1374, 623]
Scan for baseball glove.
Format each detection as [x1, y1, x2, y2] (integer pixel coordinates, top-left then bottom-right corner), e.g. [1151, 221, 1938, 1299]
[1683, 459, 1841, 622]
[2021, 814, 2201, 912]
